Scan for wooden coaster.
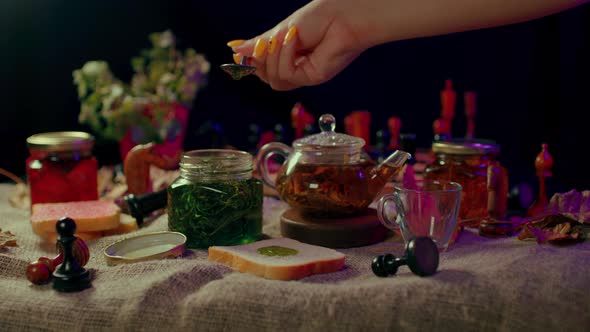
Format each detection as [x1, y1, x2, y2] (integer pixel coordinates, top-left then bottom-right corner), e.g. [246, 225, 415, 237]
[280, 209, 387, 248]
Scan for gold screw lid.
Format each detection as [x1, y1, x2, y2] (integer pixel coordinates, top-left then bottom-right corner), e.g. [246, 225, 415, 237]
[432, 139, 499, 155]
[26, 131, 95, 152]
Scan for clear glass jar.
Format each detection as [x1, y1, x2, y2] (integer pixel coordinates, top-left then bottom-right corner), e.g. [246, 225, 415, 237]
[26, 131, 99, 205]
[424, 140, 508, 227]
[167, 149, 263, 249]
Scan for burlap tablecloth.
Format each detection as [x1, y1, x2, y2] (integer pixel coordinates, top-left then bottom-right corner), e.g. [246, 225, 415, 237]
[1, 183, 589, 331]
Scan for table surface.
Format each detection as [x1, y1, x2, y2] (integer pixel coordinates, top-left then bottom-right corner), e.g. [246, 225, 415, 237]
[1, 183, 589, 331]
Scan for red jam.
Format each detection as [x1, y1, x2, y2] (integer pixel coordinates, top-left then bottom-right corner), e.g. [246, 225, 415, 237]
[26, 132, 98, 205]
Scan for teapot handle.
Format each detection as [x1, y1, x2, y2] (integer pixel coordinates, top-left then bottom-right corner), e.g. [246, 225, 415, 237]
[377, 192, 402, 232]
[256, 142, 292, 190]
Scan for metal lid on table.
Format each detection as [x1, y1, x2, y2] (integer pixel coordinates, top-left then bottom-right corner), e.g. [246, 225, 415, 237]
[432, 139, 500, 155]
[26, 131, 95, 152]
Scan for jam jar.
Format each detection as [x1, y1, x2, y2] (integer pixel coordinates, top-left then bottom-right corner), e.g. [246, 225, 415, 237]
[26, 131, 99, 205]
[167, 149, 263, 249]
[423, 139, 508, 227]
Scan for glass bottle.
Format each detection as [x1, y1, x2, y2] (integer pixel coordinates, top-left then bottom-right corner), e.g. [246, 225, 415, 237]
[167, 149, 263, 249]
[424, 139, 508, 227]
[26, 131, 99, 205]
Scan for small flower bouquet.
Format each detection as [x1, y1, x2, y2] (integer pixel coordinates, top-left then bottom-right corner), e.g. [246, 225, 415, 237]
[73, 30, 210, 159]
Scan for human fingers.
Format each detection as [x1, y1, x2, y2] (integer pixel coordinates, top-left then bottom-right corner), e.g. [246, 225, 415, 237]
[265, 29, 297, 91]
[231, 52, 269, 83]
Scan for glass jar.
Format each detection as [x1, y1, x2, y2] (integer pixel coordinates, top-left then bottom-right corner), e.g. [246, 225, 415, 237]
[167, 149, 263, 249]
[26, 131, 99, 205]
[423, 140, 508, 227]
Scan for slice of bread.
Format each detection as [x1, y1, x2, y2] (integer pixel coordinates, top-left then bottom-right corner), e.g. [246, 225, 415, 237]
[208, 238, 346, 280]
[38, 231, 104, 243]
[103, 213, 139, 236]
[31, 200, 121, 234]
[36, 214, 138, 243]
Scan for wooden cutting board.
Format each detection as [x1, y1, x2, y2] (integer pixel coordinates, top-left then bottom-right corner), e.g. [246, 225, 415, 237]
[280, 209, 388, 248]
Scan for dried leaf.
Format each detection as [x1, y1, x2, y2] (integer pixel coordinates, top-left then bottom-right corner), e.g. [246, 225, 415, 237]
[0, 229, 17, 248]
[548, 190, 590, 223]
[519, 214, 586, 245]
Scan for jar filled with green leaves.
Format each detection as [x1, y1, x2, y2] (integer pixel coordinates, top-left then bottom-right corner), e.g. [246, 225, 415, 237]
[168, 149, 263, 248]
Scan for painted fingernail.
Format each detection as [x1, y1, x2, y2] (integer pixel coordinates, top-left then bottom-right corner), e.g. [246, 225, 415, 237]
[233, 53, 241, 64]
[268, 36, 278, 54]
[253, 38, 268, 58]
[227, 39, 245, 48]
[284, 26, 298, 45]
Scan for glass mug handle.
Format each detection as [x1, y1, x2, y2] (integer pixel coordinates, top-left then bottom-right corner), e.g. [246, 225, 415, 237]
[377, 192, 402, 231]
[255, 142, 292, 190]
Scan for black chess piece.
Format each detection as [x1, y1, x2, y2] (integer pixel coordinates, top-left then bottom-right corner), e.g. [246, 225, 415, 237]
[52, 217, 92, 292]
[371, 237, 439, 277]
[124, 189, 167, 226]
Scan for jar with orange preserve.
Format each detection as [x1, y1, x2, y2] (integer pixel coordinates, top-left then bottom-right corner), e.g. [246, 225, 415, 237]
[423, 140, 508, 227]
[26, 132, 99, 205]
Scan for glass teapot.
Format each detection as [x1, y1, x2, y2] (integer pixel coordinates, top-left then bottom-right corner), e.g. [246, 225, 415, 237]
[256, 114, 411, 218]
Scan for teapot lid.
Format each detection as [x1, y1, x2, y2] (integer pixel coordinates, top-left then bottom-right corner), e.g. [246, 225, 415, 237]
[293, 114, 365, 151]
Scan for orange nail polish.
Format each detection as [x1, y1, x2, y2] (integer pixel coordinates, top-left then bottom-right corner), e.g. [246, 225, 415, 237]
[233, 53, 241, 64]
[268, 36, 278, 54]
[227, 39, 245, 48]
[253, 38, 268, 58]
[284, 26, 297, 45]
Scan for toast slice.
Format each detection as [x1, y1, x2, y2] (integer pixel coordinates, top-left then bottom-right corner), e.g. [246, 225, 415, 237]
[37, 230, 104, 243]
[31, 200, 121, 234]
[36, 214, 139, 243]
[208, 238, 346, 280]
[103, 213, 139, 236]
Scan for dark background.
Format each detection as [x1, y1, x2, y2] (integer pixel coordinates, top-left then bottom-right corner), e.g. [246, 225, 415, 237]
[1, 0, 589, 192]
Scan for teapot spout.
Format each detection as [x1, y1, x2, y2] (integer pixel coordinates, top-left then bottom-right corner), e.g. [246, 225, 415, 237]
[369, 150, 411, 193]
[381, 150, 411, 168]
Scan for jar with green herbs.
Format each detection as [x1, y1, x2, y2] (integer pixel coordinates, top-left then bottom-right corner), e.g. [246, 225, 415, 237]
[168, 149, 262, 248]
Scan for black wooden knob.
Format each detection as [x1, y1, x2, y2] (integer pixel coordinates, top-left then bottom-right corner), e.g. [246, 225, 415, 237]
[372, 237, 439, 277]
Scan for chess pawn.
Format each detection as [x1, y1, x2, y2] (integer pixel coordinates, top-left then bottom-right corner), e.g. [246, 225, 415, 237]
[247, 123, 261, 154]
[400, 133, 417, 189]
[527, 143, 553, 217]
[432, 118, 450, 142]
[290, 102, 314, 140]
[346, 111, 371, 147]
[257, 130, 275, 150]
[464, 91, 477, 139]
[440, 80, 456, 137]
[274, 123, 288, 143]
[52, 217, 92, 292]
[124, 189, 168, 226]
[371, 237, 439, 277]
[387, 116, 402, 150]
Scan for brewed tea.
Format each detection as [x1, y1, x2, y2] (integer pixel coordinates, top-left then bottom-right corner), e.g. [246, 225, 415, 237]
[276, 160, 402, 217]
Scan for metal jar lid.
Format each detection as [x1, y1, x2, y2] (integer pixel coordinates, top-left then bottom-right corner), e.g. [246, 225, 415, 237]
[26, 131, 95, 152]
[432, 139, 499, 155]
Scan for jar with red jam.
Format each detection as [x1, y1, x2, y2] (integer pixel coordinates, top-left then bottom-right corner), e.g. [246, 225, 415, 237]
[423, 139, 508, 227]
[26, 131, 99, 205]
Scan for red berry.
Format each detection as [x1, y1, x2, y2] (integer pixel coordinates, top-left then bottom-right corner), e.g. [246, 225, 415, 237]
[26, 260, 51, 285]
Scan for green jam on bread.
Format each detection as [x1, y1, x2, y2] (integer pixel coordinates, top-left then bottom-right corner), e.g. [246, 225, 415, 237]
[257, 246, 298, 257]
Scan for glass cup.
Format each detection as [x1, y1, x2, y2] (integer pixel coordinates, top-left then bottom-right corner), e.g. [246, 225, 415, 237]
[377, 180, 462, 251]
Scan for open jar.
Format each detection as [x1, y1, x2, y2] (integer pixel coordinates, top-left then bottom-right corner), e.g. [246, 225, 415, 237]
[423, 139, 508, 227]
[167, 149, 262, 249]
[26, 131, 99, 205]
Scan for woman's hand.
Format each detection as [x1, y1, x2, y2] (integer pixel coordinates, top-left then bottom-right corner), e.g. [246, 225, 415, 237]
[227, 0, 368, 91]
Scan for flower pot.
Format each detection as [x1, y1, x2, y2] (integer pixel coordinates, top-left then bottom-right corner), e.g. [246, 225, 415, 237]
[119, 102, 189, 162]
